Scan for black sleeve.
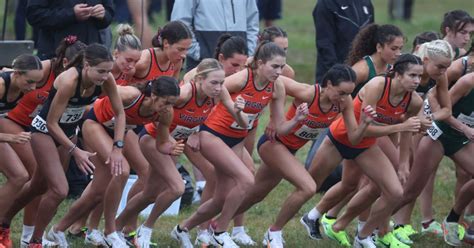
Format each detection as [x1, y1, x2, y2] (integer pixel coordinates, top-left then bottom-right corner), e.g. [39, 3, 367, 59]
[368, 1, 375, 23]
[26, 0, 77, 29]
[314, 0, 338, 80]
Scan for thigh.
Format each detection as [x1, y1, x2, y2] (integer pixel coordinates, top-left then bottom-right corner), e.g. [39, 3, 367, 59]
[184, 146, 215, 180]
[82, 120, 114, 164]
[451, 142, 474, 176]
[31, 133, 67, 186]
[259, 141, 313, 190]
[0, 142, 28, 179]
[308, 137, 343, 187]
[123, 131, 149, 178]
[376, 136, 399, 170]
[340, 160, 363, 189]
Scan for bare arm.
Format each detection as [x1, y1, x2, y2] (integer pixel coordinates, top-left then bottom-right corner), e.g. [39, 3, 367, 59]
[155, 110, 185, 156]
[432, 74, 452, 121]
[280, 75, 314, 102]
[219, 87, 248, 128]
[341, 95, 372, 145]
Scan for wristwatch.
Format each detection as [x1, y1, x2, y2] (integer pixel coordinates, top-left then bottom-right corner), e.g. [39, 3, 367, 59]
[113, 140, 124, 149]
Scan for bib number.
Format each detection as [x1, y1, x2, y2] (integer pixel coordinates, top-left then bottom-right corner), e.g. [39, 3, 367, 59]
[294, 125, 322, 140]
[427, 122, 442, 140]
[60, 107, 86, 124]
[32, 115, 48, 133]
[423, 99, 432, 117]
[231, 113, 259, 130]
[457, 113, 474, 128]
[171, 125, 199, 139]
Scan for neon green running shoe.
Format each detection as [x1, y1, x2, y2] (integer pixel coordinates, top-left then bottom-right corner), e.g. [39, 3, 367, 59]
[393, 226, 413, 245]
[403, 225, 417, 237]
[376, 231, 411, 248]
[323, 222, 351, 247]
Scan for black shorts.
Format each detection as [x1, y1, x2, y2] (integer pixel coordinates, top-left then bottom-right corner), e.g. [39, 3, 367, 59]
[200, 124, 244, 148]
[257, 0, 282, 20]
[256, 134, 298, 155]
[328, 131, 368, 160]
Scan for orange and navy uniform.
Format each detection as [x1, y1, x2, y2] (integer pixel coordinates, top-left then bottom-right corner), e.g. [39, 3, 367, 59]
[144, 81, 215, 139]
[115, 72, 131, 86]
[204, 68, 274, 138]
[7, 67, 55, 127]
[93, 93, 159, 130]
[330, 76, 412, 148]
[278, 85, 340, 151]
[134, 48, 176, 82]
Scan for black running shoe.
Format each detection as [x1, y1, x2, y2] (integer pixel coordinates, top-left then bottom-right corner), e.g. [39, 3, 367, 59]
[300, 213, 323, 240]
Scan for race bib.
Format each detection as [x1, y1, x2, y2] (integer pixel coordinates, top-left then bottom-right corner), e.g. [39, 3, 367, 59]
[59, 106, 86, 124]
[294, 125, 322, 140]
[0, 110, 7, 118]
[457, 113, 474, 128]
[29, 104, 43, 118]
[32, 115, 48, 133]
[427, 122, 443, 140]
[171, 125, 200, 140]
[231, 113, 259, 130]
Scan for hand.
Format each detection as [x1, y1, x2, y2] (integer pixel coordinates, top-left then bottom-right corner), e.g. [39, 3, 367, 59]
[264, 121, 276, 142]
[3, 132, 31, 144]
[361, 105, 377, 124]
[169, 140, 185, 156]
[419, 115, 433, 134]
[74, 3, 93, 21]
[462, 126, 474, 141]
[71, 148, 96, 175]
[105, 148, 124, 176]
[234, 95, 245, 112]
[402, 116, 421, 132]
[90, 4, 105, 19]
[186, 133, 200, 152]
[397, 169, 410, 185]
[294, 103, 309, 122]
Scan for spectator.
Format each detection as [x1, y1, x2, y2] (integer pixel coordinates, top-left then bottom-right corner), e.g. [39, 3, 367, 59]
[171, 0, 259, 71]
[26, 0, 114, 60]
[388, 0, 414, 21]
[257, 0, 282, 27]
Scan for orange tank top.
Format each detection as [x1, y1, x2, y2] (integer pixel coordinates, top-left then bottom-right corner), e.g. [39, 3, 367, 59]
[134, 48, 176, 82]
[204, 68, 274, 138]
[278, 85, 341, 150]
[7, 66, 55, 127]
[330, 77, 412, 148]
[115, 72, 131, 86]
[93, 93, 159, 130]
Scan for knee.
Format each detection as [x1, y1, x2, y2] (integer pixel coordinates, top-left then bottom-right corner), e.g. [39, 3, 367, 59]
[239, 175, 255, 192]
[300, 181, 317, 199]
[10, 172, 29, 189]
[385, 186, 404, 204]
[168, 182, 185, 199]
[49, 184, 69, 200]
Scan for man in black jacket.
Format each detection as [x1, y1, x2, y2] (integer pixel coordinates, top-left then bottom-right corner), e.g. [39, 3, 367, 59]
[27, 0, 114, 59]
[313, 0, 374, 83]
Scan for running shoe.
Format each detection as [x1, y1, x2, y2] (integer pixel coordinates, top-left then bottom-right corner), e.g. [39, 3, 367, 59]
[84, 229, 108, 247]
[170, 225, 193, 248]
[212, 231, 239, 248]
[376, 232, 410, 248]
[392, 226, 413, 245]
[105, 232, 129, 248]
[402, 225, 417, 237]
[231, 228, 256, 246]
[262, 229, 284, 248]
[300, 213, 322, 240]
[322, 222, 350, 247]
[421, 220, 443, 237]
[46, 227, 68, 248]
[463, 228, 474, 245]
[442, 220, 462, 246]
[66, 227, 87, 239]
[0, 227, 12, 248]
[195, 228, 215, 247]
[353, 235, 376, 248]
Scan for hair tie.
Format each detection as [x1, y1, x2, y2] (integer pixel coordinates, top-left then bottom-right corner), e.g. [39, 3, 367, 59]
[64, 35, 78, 45]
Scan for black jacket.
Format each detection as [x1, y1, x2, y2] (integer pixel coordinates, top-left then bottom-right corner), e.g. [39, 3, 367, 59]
[27, 0, 114, 59]
[313, 0, 374, 82]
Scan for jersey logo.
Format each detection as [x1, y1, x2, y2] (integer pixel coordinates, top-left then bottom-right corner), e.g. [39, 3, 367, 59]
[203, 108, 210, 113]
[341, 5, 349, 10]
[185, 109, 195, 114]
[262, 95, 271, 100]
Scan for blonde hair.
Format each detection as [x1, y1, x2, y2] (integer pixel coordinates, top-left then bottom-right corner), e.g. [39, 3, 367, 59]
[115, 24, 142, 52]
[194, 58, 224, 79]
[413, 39, 454, 61]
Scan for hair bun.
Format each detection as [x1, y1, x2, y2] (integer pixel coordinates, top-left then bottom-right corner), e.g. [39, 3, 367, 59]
[116, 24, 135, 36]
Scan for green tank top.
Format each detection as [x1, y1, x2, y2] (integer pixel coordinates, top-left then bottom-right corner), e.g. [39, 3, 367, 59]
[436, 87, 474, 135]
[454, 47, 461, 59]
[351, 56, 377, 97]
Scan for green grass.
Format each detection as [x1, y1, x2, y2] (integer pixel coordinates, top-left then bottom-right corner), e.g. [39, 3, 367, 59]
[2, 0, 474, 247]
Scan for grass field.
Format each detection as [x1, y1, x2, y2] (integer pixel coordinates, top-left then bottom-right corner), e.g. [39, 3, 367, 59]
[2, 0, 474, 247]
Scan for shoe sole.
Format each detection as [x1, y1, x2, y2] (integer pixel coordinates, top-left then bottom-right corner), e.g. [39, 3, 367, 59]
[299, 217, 322, 240]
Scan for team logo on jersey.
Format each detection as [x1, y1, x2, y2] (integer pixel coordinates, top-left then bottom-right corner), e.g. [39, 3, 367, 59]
[400, 102, 407, 109]
[185, 109, 195, 114]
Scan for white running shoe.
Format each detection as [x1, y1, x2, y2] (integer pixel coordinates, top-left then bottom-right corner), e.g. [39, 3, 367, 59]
[85, 229, 108, 246]
[170, 225, 193, 248]
[20, 234, 58, 248]
[262, 229, 284, 248]
[232, 229, 256, 246]
[353, 235, 376, 248]
[106, 232, 129, 248]
[137, 225, 153, 248]
[195, 228, 215, 246]
[212, 231, 239, 248]
[46, 227, 69, 248]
